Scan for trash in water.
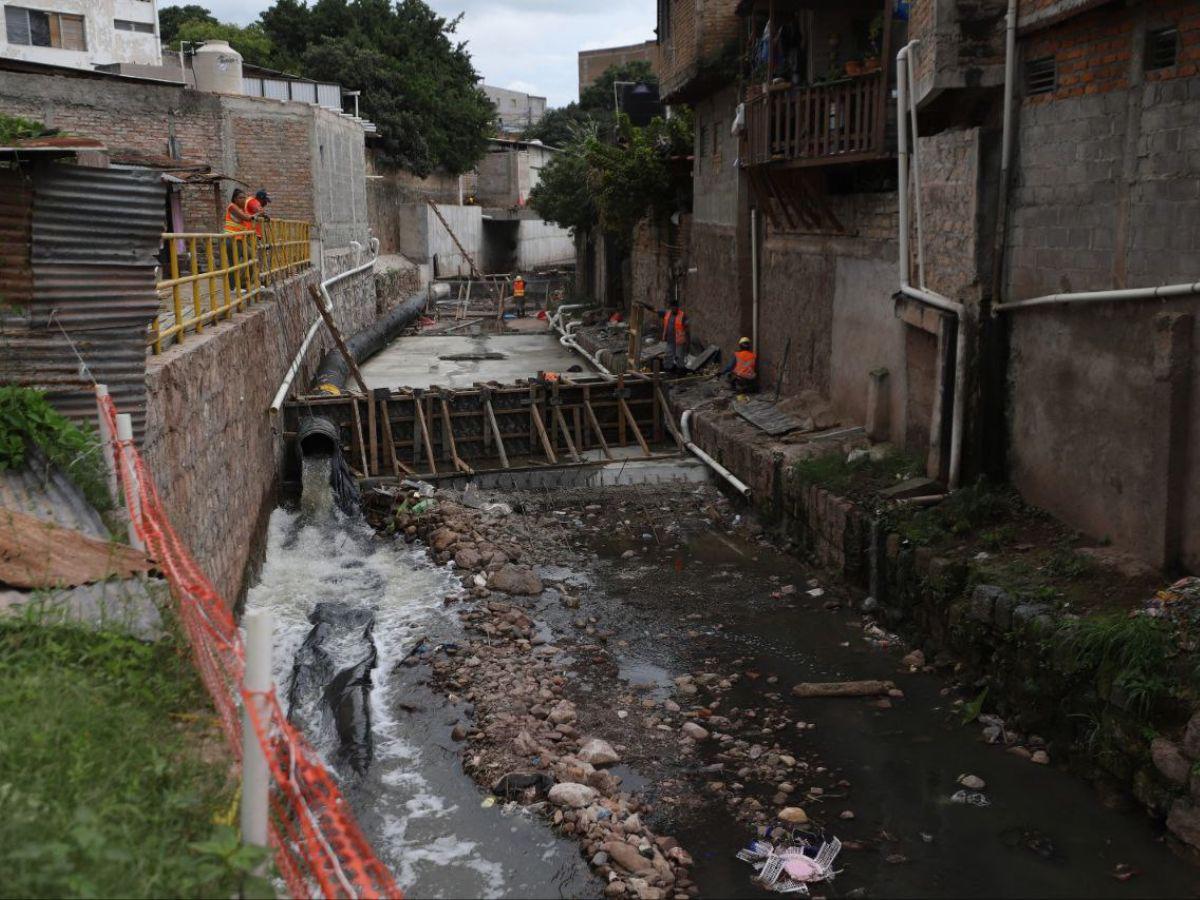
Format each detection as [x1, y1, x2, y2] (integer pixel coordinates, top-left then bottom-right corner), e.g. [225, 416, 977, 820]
[950, 789, 991, 807]
[481, 502, 513, 517]
[736, 834, 842, 894]
[807, 588, 825, 598]
[480, 796, 496, 808]
[1112, 862, 1140, 882]
[410, 499, 436, 515]
[403, 478, 436, 497]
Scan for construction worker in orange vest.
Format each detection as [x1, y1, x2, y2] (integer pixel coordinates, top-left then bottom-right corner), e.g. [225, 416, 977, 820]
[513, 274, 527, 317]
[661, 297, 689, 373]
[223, 188, 255, 289]
[724, 336, 759, 394]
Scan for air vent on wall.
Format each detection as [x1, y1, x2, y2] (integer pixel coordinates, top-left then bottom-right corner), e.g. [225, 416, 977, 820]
[1145, 26, 1178, 71]
[1025, 57, 1056, 96]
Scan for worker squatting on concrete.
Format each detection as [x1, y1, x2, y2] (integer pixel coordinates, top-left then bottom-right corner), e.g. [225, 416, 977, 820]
[723, 336, 759, 394]
[661, 298, 690, 374]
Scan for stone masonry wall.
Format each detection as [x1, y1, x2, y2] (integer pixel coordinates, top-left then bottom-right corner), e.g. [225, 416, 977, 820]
[141, 264, 378, 603]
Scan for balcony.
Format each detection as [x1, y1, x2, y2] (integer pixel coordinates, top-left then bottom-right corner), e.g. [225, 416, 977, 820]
[742, 71, 889, 167]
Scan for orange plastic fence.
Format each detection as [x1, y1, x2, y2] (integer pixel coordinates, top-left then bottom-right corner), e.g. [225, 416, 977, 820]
[99, 393, 401, 900]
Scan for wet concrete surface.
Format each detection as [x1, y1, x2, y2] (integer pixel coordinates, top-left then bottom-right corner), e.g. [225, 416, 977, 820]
[543, 513, 1200, 898]
[360, 331, 594, 390]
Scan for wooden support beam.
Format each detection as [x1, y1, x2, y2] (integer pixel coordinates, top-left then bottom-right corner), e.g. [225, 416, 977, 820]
[529, 388, 557, 463]
[655, 384, 686, 450]
[483, 392, 510, 469]
[440, 395, 473, 474]
[619, 394, 652, 457]
[553, 404, 582, 463]
[378, 396, 413, 476]
[350, 397, 369, 477]
[367, 392, 379, 476]
[583, 387, 613, 460]
[306, 284, 368, 395]
[412, 392, 438, 475]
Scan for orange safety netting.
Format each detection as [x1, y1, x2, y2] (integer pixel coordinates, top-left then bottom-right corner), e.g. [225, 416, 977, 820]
[99, 393, 401, 900]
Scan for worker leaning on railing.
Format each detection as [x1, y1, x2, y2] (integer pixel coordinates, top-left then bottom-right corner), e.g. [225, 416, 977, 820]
[223, 189, 257, 289]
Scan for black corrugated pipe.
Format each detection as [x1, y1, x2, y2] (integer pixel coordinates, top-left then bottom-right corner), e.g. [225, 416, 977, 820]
[309, 291, 428, 395]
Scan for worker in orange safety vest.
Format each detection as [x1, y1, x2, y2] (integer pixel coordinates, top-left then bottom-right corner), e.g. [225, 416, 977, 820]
[513, 274, 527, 317]
[661, 297, 689, 373]
[723, 336, 759, 394]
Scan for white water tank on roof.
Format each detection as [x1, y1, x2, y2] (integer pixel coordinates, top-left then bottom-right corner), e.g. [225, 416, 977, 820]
[192, 40, 243, 95]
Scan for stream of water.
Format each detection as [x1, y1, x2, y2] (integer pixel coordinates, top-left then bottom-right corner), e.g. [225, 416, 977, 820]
[243, 461, 597, 898]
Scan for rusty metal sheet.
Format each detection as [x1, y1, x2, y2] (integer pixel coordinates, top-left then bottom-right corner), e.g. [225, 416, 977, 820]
[733, 398, 806, 437]
[0, 168, 33, 313]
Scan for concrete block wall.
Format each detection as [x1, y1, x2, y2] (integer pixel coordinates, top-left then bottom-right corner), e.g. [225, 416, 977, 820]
[141, 265, 379, 602]
[397, 203, 483, 277]
[514, 219, 576, 270]
[1005, 0, 1200, 568]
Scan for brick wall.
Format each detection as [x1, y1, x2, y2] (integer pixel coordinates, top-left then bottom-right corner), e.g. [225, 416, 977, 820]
[579, 41, 659, 92]
[909, 0, 1006, 104]
[688, 222, 744, 358]
[0, 69, 366, 245]
[630, 215, 692, 313]
[142, 265, 379, 602]
[658, 0, 740, 100]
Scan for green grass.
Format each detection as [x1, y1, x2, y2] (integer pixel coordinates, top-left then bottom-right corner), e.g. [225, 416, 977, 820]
[0, 617, 248, 899]
[889, 479, 1019, 546]
[791, 447, 923, 496]
[1066, 614, 1177, 717]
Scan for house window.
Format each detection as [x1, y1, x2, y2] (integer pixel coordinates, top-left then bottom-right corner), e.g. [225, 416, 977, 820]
[1145, 26, 1178, 71]
[114, 19, 155, 34]
[1025, 56, 1056, 95]
[5, 6, 86, 50]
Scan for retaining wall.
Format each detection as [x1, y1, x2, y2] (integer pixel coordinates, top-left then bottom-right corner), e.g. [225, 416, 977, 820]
[141, 263, 379, 602]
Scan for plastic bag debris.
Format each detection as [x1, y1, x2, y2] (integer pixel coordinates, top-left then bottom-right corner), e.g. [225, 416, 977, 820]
[736, 834, 842, 895]
[950, 789, 991, 807]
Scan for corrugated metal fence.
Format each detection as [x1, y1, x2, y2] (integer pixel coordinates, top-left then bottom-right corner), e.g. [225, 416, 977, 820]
[0, 162, 162, 439]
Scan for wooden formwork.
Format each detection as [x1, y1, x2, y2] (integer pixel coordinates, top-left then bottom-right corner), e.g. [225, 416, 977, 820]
[282, 373, 684, 480]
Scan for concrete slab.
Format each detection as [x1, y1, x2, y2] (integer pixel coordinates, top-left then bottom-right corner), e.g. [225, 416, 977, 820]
[360, 332, 594, 390]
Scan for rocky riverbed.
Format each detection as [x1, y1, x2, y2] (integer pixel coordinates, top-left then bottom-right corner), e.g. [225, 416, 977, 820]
[364, 481, 1200, 898]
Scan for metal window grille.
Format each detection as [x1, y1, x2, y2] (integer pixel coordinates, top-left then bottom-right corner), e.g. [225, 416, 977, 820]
[1025, 56, 1056, 95]
[4, 7, 85, 49]
[1145, 26, 1178, 71]
[114, 19, 155, 34]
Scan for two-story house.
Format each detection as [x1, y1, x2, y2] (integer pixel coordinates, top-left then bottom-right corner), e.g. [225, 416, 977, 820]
[2, 0, 161, 70]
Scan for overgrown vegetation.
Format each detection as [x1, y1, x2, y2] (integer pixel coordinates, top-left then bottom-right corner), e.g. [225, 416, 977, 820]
[1066, 614, 1178, 717]
[0, 617, 251, 898]
[159, 1, 494, 175]
[0, 113, 51, 144]
[529, 109, 694, 243]
[0, 386, 112, 512]
[791, 447, 923, 497]
[886, 479, 1019, 547]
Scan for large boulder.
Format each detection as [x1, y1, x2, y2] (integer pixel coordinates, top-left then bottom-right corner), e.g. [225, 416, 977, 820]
[1152, 738, 1191, 786]
[603, 841, 655, 875]
[578, 738, 620, 767]
[488, 565, 544, 596]
[548, 782, 597, 809]
[429, 527, 459, 552]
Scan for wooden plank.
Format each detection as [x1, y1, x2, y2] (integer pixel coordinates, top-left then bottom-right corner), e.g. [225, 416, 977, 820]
[619, 395, 652, 458]
[553, 403, 582, 463]
[483, 393, 510, 469]
[367, 392, 379, 476]
[530, 401, 557, 463]
[378, 393, 401, 477]
[306, 284, 368, 395]
[440, 395, 473, 474]
[617, 376, 627, 445]
[583, 387, 612, 459]
[351, 397, 369, 477]
[655, 385, 685, 450]
[413, 393, 438, 475]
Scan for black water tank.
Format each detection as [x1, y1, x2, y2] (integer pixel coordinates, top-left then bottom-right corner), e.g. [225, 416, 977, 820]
[622, 82, 662, 127]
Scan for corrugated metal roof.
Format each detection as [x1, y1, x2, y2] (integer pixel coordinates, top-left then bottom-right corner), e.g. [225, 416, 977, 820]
[0, 135, 107, 152]
[0, 168, 32, 312]
[2, 163, 165, 442]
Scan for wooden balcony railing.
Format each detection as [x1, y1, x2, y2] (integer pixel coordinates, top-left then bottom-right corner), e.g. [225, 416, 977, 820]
[743, 71, 888, 168]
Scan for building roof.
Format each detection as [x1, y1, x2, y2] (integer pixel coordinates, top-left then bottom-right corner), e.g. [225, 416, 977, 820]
[486, 137, 562, 153]
[0, 55, 187, 86]
[578, 39, 657, 57]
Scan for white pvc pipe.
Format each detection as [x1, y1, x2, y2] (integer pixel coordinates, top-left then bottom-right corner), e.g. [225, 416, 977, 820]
[994, 279, 1200, 312]
[270, 238, 380, 415]
[905, 46, 927, 288]
[750, 208, 760, 349]
[116, 413, 144, 550]
[241, 608, 272, 850]
[681, 409, 752, 497]
[896, 43, 966, 490]
[1000, 0, 1017, 173]
[557, 330, 616, 379]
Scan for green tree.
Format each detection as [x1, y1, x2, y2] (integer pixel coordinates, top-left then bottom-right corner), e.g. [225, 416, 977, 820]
[259, 0, 493, 176]
[528, 140, 597, 234]
[578, 60, 658, 114]
[175, 19, 275, 66]
[158, 4, 217, 46]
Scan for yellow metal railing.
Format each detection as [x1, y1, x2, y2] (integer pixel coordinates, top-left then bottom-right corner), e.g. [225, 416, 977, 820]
[150, 219, 313, 354]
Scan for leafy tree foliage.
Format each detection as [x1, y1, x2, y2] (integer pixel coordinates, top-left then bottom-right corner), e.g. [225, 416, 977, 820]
[523, 61, 659, 149]
[158, 4, 217, 46]
[259, 0, 493, 176]
[529, 109, 692, 244]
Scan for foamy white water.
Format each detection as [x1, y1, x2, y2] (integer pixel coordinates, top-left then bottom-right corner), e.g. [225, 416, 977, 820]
[244, 506, 597, 898]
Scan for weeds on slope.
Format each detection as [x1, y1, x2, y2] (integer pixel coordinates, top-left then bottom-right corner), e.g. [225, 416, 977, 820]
[0, 614, 263, 899]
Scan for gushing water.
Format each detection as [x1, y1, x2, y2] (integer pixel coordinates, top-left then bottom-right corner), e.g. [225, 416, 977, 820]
[244, 496, 596, 897]
[300, 456, 335, 521]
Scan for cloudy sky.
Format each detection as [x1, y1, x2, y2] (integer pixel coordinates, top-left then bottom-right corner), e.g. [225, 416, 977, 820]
[196, 0, 656, 107]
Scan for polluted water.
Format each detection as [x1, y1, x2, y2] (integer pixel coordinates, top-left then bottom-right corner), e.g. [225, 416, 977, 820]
[244, 457, 596, 898]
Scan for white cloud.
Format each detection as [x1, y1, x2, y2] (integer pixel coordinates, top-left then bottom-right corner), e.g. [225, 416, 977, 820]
[191, 0, 655, 107]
